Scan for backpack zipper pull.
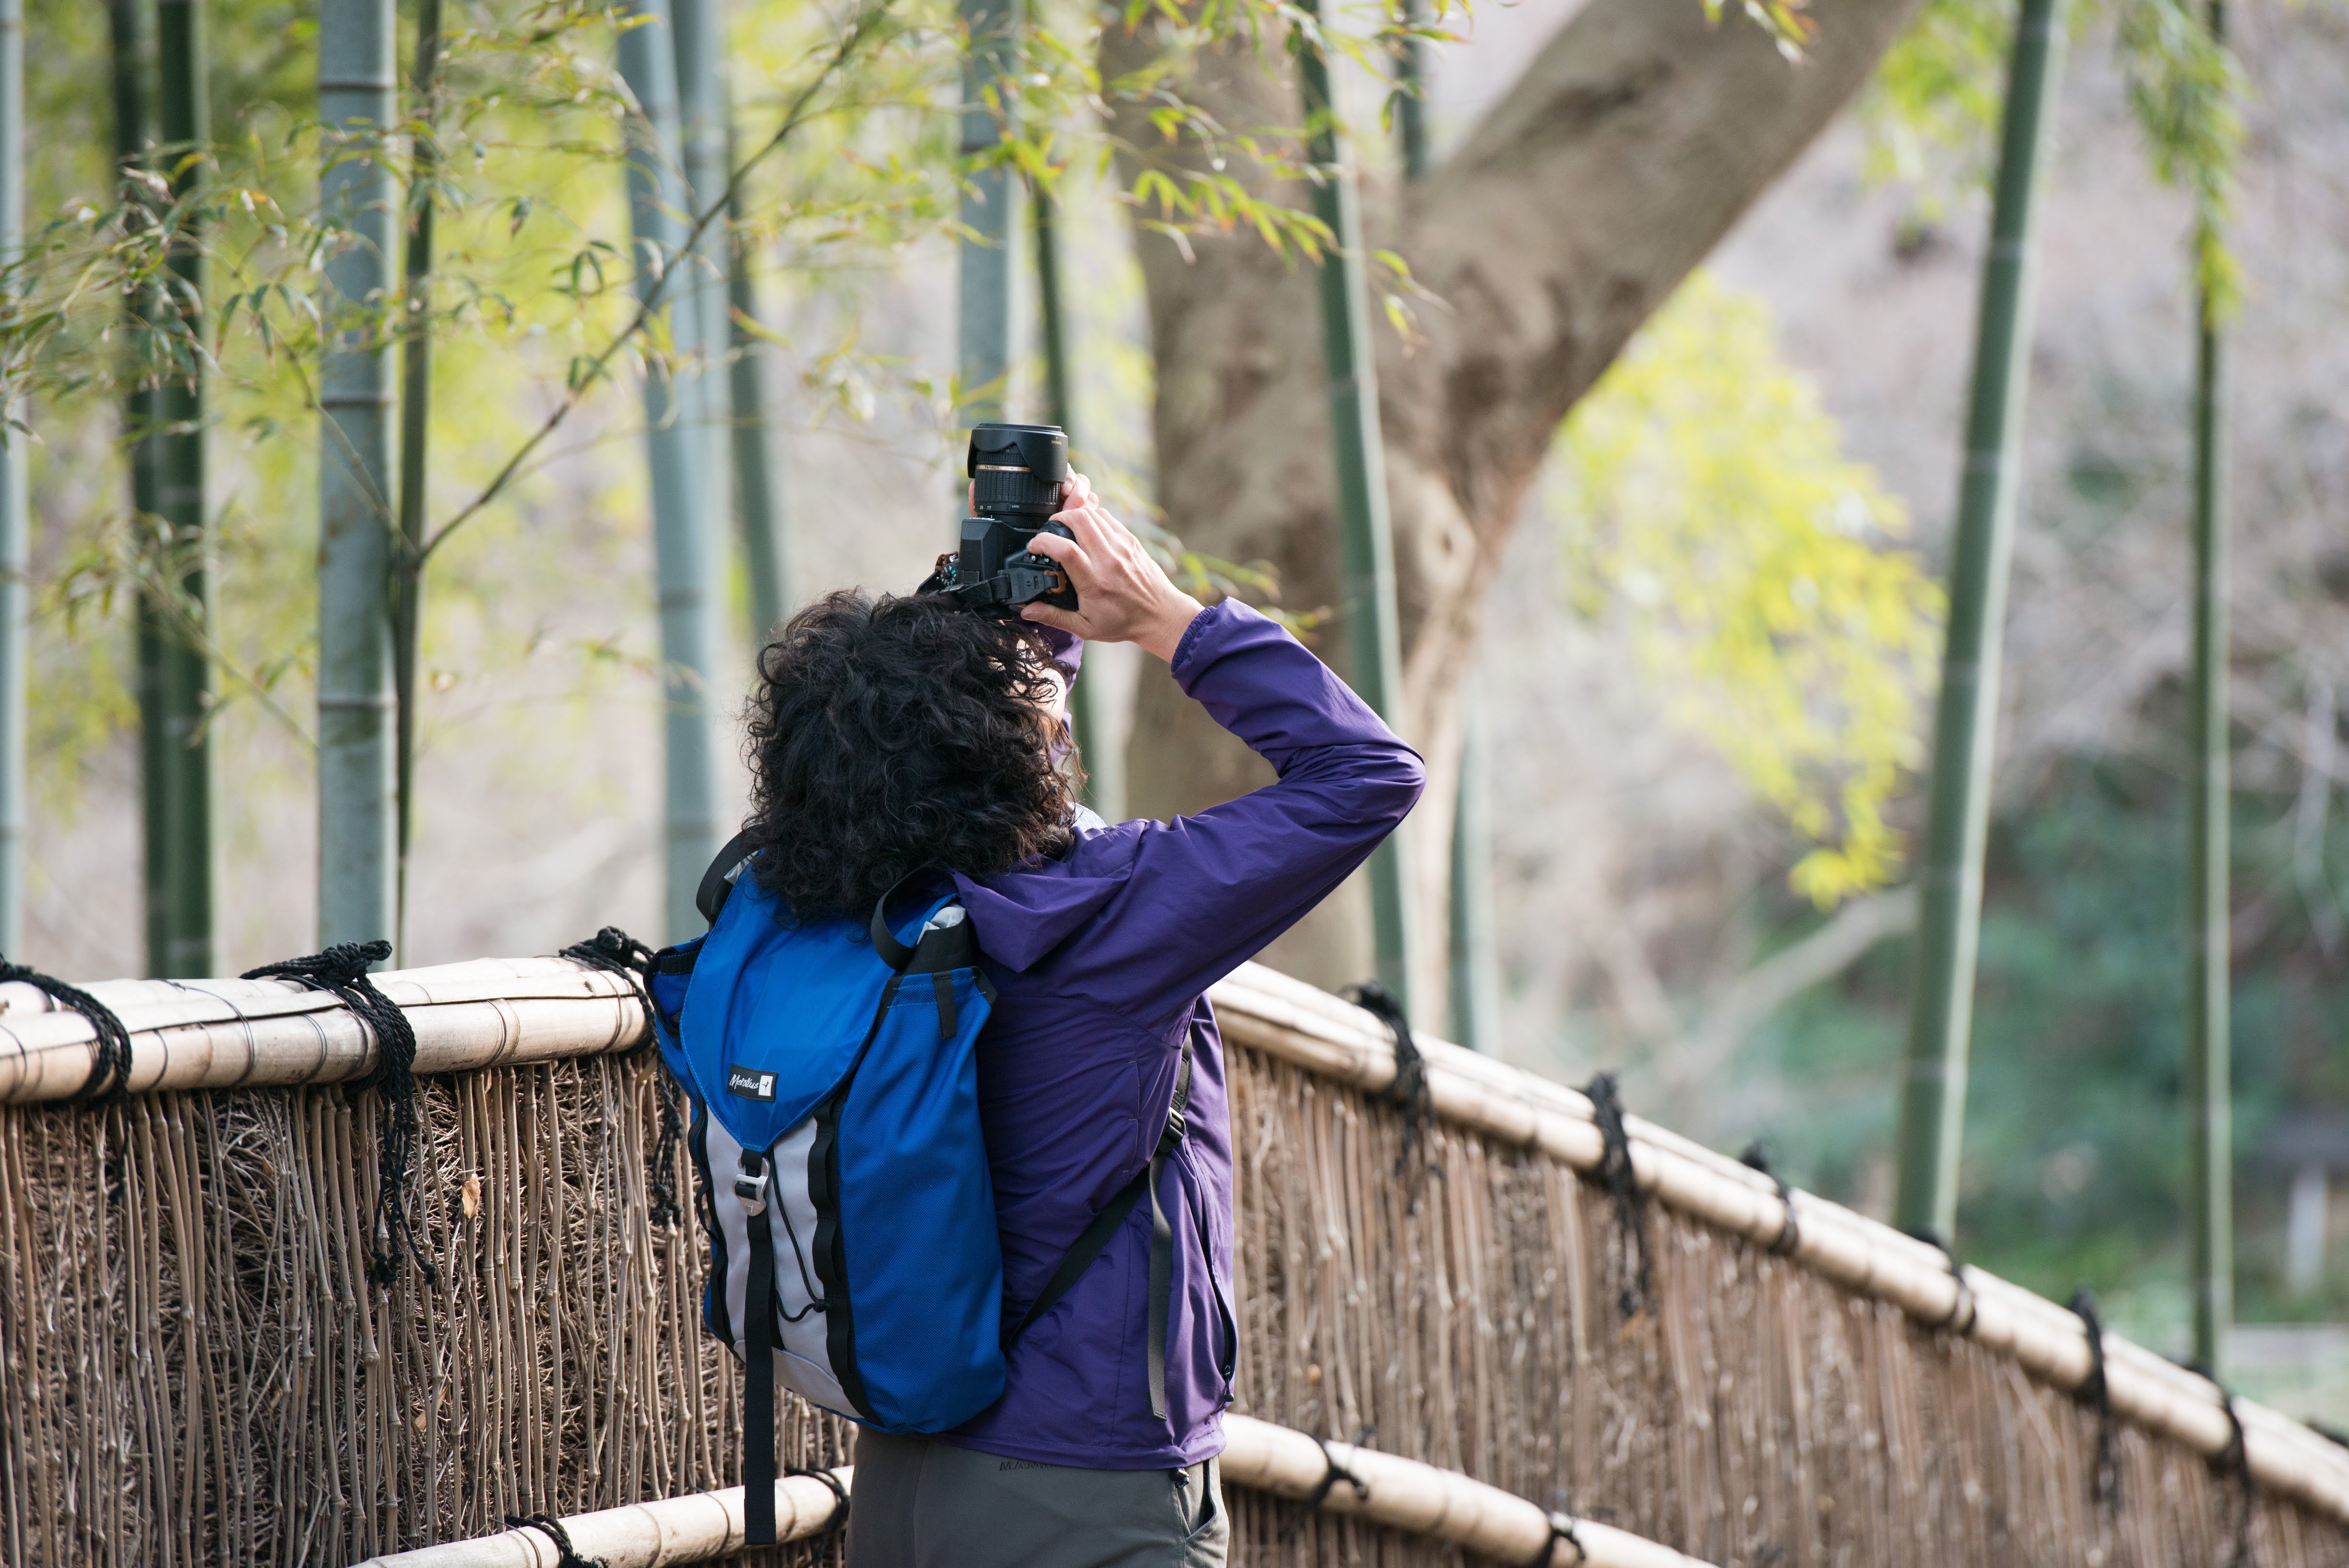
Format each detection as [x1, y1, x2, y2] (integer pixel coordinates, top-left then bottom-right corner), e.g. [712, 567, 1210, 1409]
[734, 1152, 771, 1217]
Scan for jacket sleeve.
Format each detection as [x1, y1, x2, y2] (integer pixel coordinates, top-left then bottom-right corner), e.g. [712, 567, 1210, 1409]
[1048, 599, 1424, 1031]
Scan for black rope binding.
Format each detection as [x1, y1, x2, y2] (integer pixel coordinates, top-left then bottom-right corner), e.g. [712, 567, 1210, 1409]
[2186, 1359, 2257, 1568]
[1584, 1073, 1653, 1320]
[1346, 982, 1433, 1186]
[1532, 1510, 1588, 1567]
[1281, 1426, 1373, 1540]
[504, 1511, 604, 1568]
[557, 927, 684, 1229]
[1, 956, 134, 1100]
[1738, 1140, 1802, 1259]
[242, 940, 437, 1287]
[783, 1464, 852, 1543]
[2068, 1287, 2120, 1510]
[1901, 1227, 1976, 1336]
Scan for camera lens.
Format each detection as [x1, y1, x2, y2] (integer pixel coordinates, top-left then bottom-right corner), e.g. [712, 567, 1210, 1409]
[967, 423, 1068, 521]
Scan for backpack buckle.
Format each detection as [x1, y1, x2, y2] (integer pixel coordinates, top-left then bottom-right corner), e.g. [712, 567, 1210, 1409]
[734, 1155, 770, 1217]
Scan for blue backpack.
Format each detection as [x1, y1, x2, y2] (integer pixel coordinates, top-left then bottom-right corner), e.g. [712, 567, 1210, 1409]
[649, 837, 1190, 1544]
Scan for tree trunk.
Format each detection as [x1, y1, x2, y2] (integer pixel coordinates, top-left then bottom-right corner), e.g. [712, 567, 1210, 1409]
[1105, 0, 1930, 995]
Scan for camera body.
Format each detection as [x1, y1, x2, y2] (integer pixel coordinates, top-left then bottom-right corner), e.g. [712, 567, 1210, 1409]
[924, 423, 1078, 618]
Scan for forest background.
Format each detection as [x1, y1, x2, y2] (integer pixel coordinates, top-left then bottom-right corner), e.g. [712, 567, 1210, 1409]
[12, 0, 2349, 1417]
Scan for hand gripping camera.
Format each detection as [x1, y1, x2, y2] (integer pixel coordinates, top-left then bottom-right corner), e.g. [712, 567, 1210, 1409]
[920, 423, 1079, 618]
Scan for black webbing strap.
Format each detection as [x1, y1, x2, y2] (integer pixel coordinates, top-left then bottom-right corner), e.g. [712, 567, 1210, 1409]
[738, 1149, 779, 1545]
[1144, 1143, 1177, 1421]
[1584, 1073, 1652, 1319]
[866, 866, 936, 971]
[504, 1511, 605, 1568]
[1902, 1227, 1977, 1335]
[1002, 1031, 1194, 1424]
[2069, 1287, 2119, 1509]
[0, 956, 134, 1100]
[695, 830, 759, 927]
[1738, 1140, 1802, 1258]
[242, 940, 436, 1287]
[558, 927, 684, 1228]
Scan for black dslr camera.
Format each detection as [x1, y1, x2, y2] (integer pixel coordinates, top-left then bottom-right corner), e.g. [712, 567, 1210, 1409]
[920, 422, 1078, 618]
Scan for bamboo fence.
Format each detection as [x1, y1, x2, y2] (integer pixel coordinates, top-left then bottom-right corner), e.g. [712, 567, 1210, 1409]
[5, 954, 2348, 1567]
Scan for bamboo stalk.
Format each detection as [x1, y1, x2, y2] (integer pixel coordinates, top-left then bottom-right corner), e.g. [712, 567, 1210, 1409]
[153, 0, 214, 976]
[108, 0, 176, 980]
[2185, 0, 2233, 1376]
[1296, 0, 1417, 1009]
[1893, 0, 2068, 1241]
[1447, 686, 1497, 1049]
[670, 0, 732, 574]
[317, 0, 401, 951]
[392, 0, 444, 962]
[0, 0, 22, 957]
[956, 0, 1014, 422]
[723, 118, 788, 642]
[615, 0, 724, 941]
[1029, 179, 1121, 820]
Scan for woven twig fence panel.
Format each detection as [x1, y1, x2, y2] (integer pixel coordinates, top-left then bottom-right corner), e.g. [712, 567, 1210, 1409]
[0, 1059, 849, 1568]
[1223, 1045, 2342, 1568]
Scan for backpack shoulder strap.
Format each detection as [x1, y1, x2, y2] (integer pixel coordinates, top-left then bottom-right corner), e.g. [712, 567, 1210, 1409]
[1001, 1028, 1195, 1378]
[695, 830, 760, 928]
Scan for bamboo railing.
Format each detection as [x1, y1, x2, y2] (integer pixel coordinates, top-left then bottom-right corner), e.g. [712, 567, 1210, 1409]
[352, 1415, 1721, 1568]
[5, 953, 2347, 1567]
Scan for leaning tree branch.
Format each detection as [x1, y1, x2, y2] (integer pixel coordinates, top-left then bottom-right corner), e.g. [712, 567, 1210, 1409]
[1390, 0, 1935, 555]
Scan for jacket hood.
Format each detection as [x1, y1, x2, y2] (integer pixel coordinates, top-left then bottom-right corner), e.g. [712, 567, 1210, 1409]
[953, 822, 1139, 972]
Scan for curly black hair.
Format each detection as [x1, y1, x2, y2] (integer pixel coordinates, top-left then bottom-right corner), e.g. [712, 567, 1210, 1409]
[741, 589, 1079, 922]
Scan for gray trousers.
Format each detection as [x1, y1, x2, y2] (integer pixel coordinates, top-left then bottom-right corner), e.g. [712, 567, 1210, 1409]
[845, 1431, 1227, 1568]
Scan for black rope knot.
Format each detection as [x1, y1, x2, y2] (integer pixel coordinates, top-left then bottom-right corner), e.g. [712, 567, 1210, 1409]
[1347, 982, 1434, 1187]
[558, 926, 657, 1009]
[1584, 1073, 1653, 1320]
[0, 957, 135, 1100]
[1533, 1510, 1587, 1567]
[783, 1463, 852, 1542]
[243, 939, 436, 1287]
[2185, 1358, 2256, 1568]
[1902, 1227, 1976, 1336]
[559, 927, 683, 1228]
[2068, 1287, 2120, 1510]
[505, 1511, 603, 1568]
[1739, 1140, 1802, 1259]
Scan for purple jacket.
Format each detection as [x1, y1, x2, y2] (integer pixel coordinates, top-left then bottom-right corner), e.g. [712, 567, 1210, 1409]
[940, 600, 1424, 1469]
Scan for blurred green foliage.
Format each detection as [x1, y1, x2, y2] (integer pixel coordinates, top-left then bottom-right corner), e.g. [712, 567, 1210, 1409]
[1551, 273, 1945, 907]
[1730, 743, 2349, 1336]
[1864, 0, 2244, 302]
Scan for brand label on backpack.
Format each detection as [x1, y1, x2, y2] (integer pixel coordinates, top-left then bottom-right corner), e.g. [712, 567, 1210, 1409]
[726, 1065, 778, 1102]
